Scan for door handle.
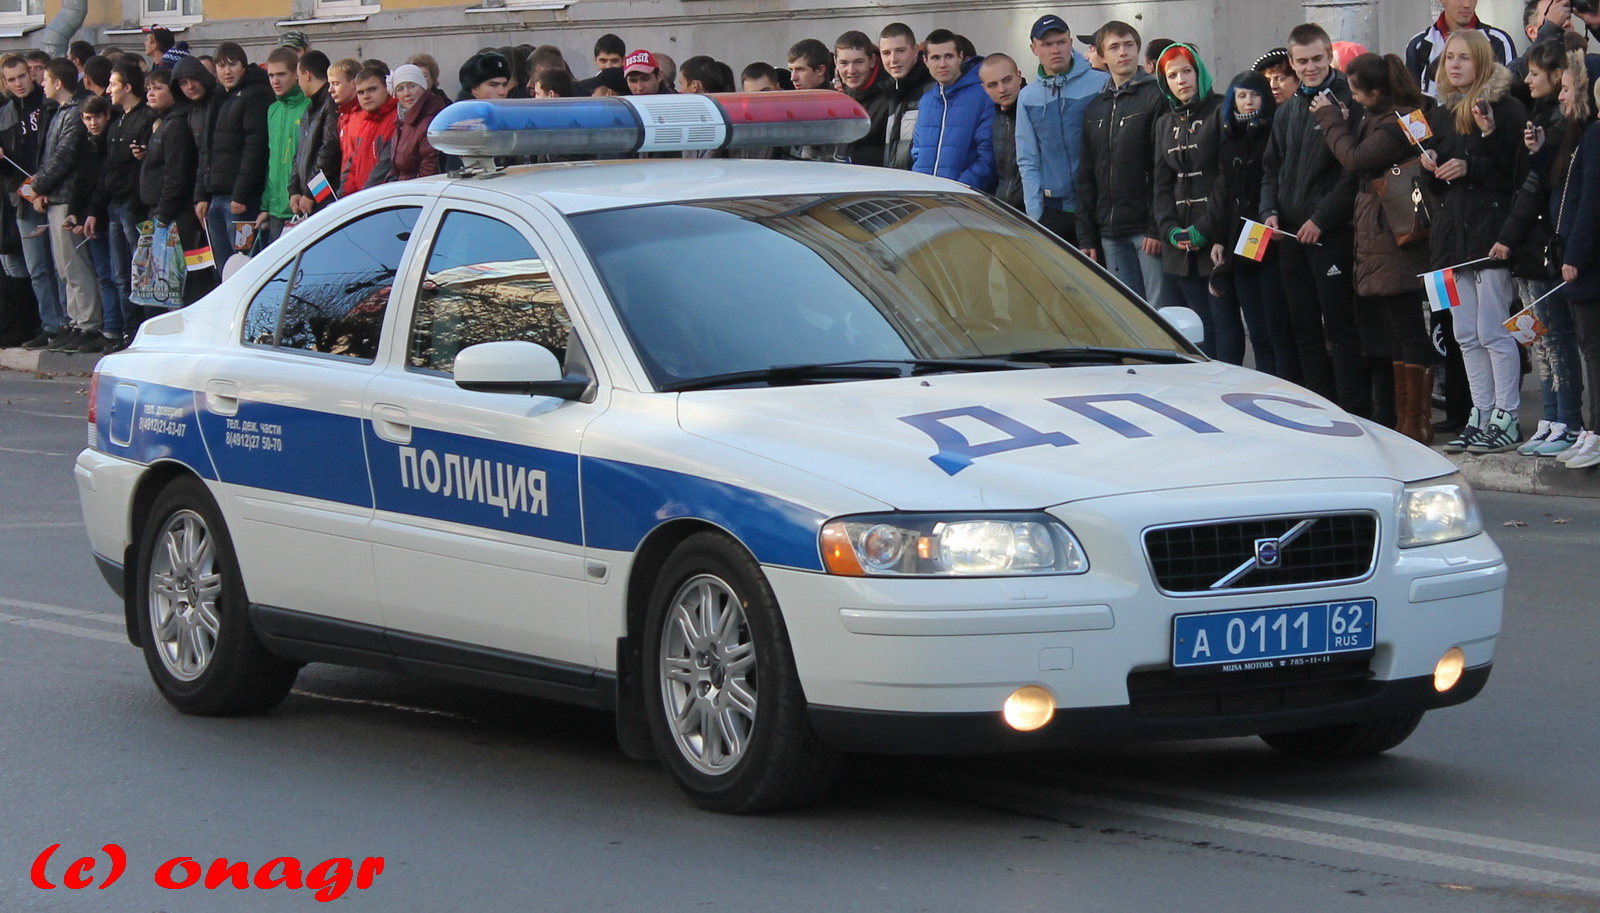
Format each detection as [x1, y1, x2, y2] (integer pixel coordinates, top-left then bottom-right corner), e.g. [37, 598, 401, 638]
[371, 404, 412, 444]
[205, 380, 240, 416]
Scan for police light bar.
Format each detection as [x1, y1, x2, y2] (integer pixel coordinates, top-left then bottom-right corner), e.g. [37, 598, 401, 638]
[427, 91, 870, 158]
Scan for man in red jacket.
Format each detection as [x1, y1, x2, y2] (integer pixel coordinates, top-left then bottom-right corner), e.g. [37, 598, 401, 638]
[339, 66, 396, 196]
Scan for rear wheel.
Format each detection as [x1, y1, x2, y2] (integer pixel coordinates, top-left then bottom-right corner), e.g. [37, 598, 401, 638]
[1259, 711, 1425, 758]
[642, 532, 840, 813]
[135, 476, 298, 715]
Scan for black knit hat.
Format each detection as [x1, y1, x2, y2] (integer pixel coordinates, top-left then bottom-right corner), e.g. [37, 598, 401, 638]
[459, 51, 513, 91]
[1253, 47, 1289, 73]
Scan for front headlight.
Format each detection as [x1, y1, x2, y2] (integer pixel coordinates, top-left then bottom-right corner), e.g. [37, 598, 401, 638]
[1397, 475, 1482, 547]
[820, 513, 1088, 577]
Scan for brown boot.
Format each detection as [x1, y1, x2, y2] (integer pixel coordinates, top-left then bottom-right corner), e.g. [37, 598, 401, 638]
[1392, 362, 1412, 439]
[1403, 364, 1435, 445]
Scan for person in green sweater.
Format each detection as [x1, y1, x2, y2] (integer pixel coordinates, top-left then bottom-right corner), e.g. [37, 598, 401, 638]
[260, 46, 310, 248]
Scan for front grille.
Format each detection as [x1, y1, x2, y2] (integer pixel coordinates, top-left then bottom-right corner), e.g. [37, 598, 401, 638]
[1144, 513, 1378, 594]
[1127, 656, 1377, 718]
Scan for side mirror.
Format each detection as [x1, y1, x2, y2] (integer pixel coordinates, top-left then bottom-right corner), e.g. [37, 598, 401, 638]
[453, 341, 590, 400]
[1158, 306, 1206, 346]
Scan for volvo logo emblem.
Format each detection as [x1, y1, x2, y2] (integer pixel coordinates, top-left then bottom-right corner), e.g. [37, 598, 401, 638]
[1254, 538, 1282, 568]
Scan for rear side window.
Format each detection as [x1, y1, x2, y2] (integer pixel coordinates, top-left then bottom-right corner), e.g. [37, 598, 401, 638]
[241, 207, 420, 360]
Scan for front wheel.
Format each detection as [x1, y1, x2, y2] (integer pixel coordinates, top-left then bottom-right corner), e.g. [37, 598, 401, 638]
[135, 476, 298, 715]
[1259, 711, 1425, 758]
[641, 532, 840, 813]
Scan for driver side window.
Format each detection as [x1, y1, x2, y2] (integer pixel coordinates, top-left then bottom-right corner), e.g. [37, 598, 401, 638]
[408, 211, 576, 375]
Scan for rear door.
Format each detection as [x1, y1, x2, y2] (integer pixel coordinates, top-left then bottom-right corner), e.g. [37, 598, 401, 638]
[195, 202, 428, 627]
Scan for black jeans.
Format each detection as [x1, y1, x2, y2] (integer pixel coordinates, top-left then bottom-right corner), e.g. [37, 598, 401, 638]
[1569, 298, 1600, 430]
[1368, 291, 1436, 365]
[1277, 230, 1367, 415]
[1040, 207, 1078, 247]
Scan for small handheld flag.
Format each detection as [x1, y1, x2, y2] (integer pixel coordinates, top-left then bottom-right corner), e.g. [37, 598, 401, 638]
[1234, 219, 1273, 261]
[307, 170, 336, 204]
[1504, 305, 1548, 345]
[184, 245, 215, 271]
[1424, 267, 1461, 312]
[1398, 110, 1433, 144]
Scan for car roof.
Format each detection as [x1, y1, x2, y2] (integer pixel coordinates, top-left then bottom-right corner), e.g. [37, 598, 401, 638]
[424, 158, 972, 215]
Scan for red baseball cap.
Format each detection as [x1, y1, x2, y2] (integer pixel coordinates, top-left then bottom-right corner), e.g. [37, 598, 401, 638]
[623, 49, 659, 75]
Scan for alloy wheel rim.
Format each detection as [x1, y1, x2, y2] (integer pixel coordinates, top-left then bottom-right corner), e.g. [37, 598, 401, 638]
[658, 574, 757, 775]
[148, 510, 223, 682]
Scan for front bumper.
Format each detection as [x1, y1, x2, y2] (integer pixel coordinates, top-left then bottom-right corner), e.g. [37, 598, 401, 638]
[808, 663, 1491, 754]
[768, 479, 1505, 749]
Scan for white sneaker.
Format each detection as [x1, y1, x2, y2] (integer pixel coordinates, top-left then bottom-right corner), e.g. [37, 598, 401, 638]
[1517, 419, 1553, 455]
[1560, 431, 1599, 466]
[1567, 432, 1600, 469]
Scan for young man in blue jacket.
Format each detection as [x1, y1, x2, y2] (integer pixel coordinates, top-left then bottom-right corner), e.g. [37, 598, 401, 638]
[1015, 14, 1109, 244]
[910, 29, 995, 191]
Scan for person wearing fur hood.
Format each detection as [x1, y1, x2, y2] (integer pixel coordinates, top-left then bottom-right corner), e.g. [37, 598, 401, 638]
[1421, 29, 1529, 454]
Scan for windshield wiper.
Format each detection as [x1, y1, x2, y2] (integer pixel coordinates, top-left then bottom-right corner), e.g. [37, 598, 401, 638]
[1002, 346, 1202, 365]
[660, 358, 1033, 393]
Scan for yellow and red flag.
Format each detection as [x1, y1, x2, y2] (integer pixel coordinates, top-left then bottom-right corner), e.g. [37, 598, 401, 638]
[1234, 219, 1272, 261]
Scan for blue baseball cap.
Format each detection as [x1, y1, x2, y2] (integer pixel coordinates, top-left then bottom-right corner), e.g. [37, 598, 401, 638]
[1030, 14, 1070, 41]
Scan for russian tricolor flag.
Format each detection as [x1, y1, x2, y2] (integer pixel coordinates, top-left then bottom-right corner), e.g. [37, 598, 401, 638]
[308, 170, 336, 204]
[1424, 267, 1461, 312]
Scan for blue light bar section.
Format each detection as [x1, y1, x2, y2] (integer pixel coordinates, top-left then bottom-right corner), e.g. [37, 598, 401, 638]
[428, 98, 644, 157]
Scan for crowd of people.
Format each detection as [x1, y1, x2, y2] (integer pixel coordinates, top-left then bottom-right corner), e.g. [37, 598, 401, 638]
[2, 0, 1600, 466]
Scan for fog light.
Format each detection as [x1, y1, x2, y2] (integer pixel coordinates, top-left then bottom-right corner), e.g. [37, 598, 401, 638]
[1434, 647, 1466, 692]
[1003, 686, 1055, 732]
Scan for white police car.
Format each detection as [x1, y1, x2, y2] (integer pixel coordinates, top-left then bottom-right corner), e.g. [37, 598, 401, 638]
[76, 93, 1505, 813]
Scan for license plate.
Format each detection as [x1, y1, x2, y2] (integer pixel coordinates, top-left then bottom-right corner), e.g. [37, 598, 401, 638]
[1171, 598, 1376, 671]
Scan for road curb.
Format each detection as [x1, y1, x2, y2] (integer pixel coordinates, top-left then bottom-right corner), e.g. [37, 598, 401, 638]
[0, 347, 99, 375]
[1443, 449, 1600, 499]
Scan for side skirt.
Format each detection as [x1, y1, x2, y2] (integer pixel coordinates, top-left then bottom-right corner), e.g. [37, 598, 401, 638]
[250, 604, 616, 710]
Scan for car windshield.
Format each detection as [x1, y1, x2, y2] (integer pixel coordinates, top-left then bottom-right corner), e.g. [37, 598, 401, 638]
[568, 192, 1189, 390]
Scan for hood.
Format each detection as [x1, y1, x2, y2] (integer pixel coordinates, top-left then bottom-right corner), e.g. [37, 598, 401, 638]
[1221, 70, 1275, 133]
[1436, 62, 1514, 110]
[1156, 42, 1214, 109]
[275, 85, 306, 107]
[171, 56, 215, 99]
[673, 364, 1456, 512]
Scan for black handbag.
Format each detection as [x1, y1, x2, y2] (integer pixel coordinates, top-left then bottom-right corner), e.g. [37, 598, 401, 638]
[1547, 158, 1574, 280]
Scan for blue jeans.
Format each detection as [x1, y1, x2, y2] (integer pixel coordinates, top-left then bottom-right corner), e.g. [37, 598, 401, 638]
[88, 234, 122, 338]
[1519, 278, 1585, 428]
[108, 202, 143, 333]
[206, 194, 258, 266]
[14, 204, 65, 334]
[1102, 235, 1163, 302]
[1202, 273, 1247, 365]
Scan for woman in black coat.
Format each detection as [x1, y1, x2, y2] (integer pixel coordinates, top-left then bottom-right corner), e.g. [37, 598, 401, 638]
[137, 71, 214, 309]
[1201, 70, 1296, 380]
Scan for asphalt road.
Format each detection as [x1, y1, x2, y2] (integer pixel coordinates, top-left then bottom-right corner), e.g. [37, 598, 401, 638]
[2, 368, 1598, 913]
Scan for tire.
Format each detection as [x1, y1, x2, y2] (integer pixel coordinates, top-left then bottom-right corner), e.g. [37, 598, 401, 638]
[641, 532, 841, 813]
[134, 475, 298, 715]
[1259, 711, 1425, 758]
